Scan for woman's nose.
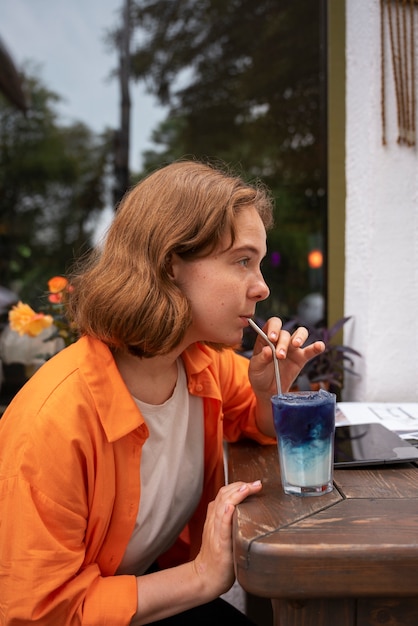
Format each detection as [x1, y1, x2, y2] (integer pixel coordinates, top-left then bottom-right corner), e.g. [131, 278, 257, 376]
[251, 274, 270, 301]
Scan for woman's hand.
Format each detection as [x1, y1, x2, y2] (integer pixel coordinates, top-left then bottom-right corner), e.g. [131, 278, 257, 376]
[248, 317, 325, 398]
[192, 480, 263, 599]
[132, 480, 262, 625]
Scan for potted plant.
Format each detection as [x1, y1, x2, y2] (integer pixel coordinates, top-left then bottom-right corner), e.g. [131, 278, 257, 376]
[283, 316, 362, 396]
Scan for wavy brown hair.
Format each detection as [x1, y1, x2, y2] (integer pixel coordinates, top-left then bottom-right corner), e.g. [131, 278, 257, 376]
[67, 160, 274, 356]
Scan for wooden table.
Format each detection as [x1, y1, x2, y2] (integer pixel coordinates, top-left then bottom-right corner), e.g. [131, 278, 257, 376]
[229, 439, 418, 626]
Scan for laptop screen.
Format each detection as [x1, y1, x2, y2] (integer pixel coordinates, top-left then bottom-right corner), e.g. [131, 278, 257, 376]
[334, 423, 418, 467]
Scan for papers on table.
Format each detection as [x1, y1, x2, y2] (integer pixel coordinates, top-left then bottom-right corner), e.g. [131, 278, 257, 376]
[337, 403, 418, 439]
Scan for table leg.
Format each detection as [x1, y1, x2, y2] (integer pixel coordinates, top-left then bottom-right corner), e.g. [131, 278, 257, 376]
[357, 598, 418, 625]
[271, 598, 355, 626]
[271, 597, 418, 626]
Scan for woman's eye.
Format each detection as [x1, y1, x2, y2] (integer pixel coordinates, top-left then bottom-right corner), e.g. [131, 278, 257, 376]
[238, 258, 250, 267]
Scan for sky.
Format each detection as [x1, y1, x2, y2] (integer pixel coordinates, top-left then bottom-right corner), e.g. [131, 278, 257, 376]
[1, 0, 168, 172]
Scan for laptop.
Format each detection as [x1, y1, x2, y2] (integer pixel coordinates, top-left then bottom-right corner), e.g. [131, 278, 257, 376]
[334, 422, 418, 467]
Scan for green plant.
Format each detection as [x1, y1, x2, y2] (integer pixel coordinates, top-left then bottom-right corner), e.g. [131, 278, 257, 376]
[283, 316, 362, 392]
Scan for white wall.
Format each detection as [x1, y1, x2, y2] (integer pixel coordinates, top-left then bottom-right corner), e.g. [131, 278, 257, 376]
[344, 0, 418, 401]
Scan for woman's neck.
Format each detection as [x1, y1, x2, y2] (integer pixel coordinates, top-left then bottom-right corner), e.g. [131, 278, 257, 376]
[114, 349, 182, 405]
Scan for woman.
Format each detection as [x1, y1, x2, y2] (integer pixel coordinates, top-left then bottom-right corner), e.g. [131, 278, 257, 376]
[0, 160, 324, 625]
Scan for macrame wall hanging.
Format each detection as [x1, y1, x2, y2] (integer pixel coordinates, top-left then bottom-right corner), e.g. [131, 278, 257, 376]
[380, 0, 418, 146]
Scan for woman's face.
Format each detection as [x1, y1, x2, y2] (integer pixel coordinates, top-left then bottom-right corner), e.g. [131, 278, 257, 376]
[171, 206, 270, 347]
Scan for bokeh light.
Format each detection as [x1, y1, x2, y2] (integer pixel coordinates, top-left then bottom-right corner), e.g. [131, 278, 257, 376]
[308, 249, 323, 269]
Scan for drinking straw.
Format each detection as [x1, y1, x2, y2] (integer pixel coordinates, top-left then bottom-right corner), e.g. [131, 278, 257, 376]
[248, 318, 282, 395]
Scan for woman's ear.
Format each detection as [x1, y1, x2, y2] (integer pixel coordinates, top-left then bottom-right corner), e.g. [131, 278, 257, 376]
[165, 252, 180, 280]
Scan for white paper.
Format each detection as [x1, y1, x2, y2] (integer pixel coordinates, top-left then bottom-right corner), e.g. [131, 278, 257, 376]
[337, 402, 418, 438]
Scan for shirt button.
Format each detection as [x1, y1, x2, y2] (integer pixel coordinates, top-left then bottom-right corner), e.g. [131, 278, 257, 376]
[195, 384, 203, 392]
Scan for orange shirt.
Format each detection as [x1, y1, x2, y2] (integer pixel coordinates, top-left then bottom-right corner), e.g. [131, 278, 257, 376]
[0, 336, 273, 625]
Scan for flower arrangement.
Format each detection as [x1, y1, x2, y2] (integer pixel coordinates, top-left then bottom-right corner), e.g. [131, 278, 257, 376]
[8, 276, 77, 348]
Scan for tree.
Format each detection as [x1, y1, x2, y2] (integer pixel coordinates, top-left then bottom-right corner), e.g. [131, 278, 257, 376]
[0, 72, 113, 303]
[113, 0, 133, 206]
[127, 0, 327, 317]
[130, 0, 323, 176]
[0, 36, 27, 112]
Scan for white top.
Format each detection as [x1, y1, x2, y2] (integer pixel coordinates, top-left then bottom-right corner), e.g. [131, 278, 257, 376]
[116, 359, 204, 575]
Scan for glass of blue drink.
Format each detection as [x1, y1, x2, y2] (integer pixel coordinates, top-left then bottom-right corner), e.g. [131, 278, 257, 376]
[271, 390, 336, 496]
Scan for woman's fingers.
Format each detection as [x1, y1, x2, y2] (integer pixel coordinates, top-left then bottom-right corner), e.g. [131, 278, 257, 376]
[249, 317, 326, 395]
[204, 480, 263, 534]
[252, 318, 310, 360]
[220, 480, 262, 511]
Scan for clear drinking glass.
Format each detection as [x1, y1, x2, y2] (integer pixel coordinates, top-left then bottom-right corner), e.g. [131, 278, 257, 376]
[271, 390, 336, 496]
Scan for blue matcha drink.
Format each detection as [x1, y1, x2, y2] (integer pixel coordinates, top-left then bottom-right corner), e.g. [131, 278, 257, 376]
[271, 390, 336, 496]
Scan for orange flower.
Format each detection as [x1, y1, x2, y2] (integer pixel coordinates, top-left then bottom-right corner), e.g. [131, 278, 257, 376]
[48, 276, 68, 294]
[9, 302, 54, 337]
[48, 292, 63, 304]
[8, 276, 77, 349]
